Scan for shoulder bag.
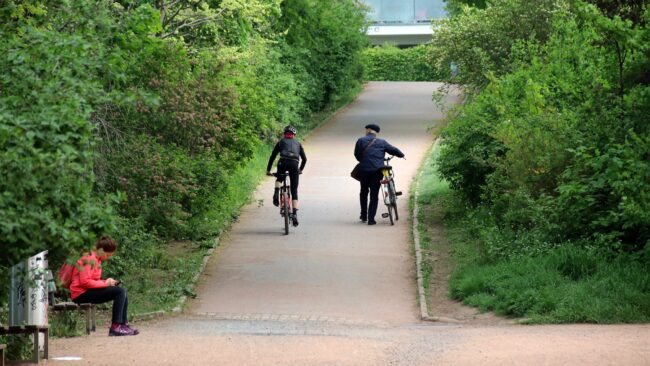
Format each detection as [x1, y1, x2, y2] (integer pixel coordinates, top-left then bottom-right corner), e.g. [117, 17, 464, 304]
[351, 138, 377, 181]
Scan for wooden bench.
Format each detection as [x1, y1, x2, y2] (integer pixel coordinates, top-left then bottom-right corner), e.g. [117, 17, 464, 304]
[50, 302, 96, 335]
[0, 326, 49, 364]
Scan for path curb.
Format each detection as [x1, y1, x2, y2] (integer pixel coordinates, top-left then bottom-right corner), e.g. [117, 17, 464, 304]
[412, 166, 430, 321]
[412, 139, 464, 324]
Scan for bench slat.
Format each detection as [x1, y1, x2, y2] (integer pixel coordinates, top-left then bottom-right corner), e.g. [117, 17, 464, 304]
[51, 303, 94, 310]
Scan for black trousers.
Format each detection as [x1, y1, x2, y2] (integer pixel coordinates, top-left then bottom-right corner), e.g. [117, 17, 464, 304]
[276, 159, 300, 200]
[359, 170, 383, 221]
[74, 286, 128, 324]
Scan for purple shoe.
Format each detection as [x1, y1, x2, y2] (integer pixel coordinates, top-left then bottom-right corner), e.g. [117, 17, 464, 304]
[125, 324, 139, 335]
[109, 324, 135, 336]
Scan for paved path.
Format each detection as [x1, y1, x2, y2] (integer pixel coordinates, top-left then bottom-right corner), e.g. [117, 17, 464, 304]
[47, 83, 650, 365]
[189, 81, 457, 324]
[50, 318, 650, 365]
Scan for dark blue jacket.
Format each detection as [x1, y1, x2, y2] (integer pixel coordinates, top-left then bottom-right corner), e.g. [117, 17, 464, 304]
[354, 133, 404, 173]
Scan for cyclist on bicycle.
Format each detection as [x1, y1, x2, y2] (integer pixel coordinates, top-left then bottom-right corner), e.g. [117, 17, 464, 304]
[266, 125, 307, 226]
[354, 123, 404, 225]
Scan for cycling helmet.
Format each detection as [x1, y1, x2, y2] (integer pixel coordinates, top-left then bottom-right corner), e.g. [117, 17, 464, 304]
[284, 125, 297, 135]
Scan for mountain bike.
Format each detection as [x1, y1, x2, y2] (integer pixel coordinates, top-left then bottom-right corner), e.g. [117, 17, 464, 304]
[380, 156, 402, 225]
[273, 171, 294, 235]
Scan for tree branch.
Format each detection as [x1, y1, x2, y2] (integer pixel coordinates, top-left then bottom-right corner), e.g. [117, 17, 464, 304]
[159, 8, 227, 39]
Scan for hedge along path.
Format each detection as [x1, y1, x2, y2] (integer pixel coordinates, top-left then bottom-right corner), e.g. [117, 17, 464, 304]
[189, 82, 461, 324]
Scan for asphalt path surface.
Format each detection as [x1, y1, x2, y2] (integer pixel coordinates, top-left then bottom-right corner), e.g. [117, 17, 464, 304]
[189, 81, 453, 324]
[48, 83, 650, 365]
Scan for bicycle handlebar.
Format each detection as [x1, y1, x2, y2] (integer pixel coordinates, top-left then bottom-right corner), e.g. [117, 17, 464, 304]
[384, 155, 405, 162]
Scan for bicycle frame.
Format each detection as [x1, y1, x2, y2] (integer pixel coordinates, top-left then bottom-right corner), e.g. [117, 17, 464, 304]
[380, 156, 400, 225]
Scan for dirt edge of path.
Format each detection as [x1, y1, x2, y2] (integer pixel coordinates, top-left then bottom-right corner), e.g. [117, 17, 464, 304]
[412, 142, 513, 327]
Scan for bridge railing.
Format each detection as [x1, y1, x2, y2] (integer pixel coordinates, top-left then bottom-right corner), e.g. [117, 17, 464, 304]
[363, 0, 447, 24]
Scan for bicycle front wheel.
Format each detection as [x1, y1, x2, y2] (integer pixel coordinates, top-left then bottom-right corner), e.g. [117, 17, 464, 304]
[388, 180, 398, 221]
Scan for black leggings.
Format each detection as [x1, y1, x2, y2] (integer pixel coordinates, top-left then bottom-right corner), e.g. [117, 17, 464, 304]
[276, 159, 300, 200]
[74, 286, 128, 324]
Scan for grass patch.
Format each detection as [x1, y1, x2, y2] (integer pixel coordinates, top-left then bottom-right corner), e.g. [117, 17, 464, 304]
[444, 201, 650, 324]
[415, 143, 650, 324]
[449, 245, 650, 323]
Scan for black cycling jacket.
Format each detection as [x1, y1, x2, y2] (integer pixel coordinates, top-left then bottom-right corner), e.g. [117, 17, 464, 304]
[267, 138, 307, 172]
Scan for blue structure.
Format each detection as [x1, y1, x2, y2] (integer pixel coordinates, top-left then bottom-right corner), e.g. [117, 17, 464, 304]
[363, 0, 448, 46]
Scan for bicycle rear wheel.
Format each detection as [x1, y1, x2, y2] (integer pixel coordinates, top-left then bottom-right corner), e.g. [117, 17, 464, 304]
[282, 190, 290, 235]
[387, 203, 394, 225]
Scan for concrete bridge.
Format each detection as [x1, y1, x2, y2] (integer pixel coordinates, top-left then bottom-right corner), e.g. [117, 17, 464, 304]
[363, 0, 447, 46]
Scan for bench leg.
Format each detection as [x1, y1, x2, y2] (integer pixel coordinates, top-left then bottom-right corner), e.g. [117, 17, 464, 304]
[32, 328, 40, 364]
[43, 328, 49, 360]
[91, 307, 96, 332]
[85, 308, 91, 335]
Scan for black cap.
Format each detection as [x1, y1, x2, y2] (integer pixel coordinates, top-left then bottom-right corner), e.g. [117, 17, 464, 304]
[365, 123, 380, 133]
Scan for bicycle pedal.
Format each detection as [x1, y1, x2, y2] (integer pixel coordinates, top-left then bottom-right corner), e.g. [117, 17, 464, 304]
[396, 191, 403, 196]
[381, 213, 389, 218]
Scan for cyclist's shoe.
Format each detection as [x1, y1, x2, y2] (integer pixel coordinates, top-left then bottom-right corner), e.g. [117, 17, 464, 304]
[367, 220, 377, 226]
[360, 214, 367, 222]
[273, 192, 279, 207]
[292, 214, 299, 227]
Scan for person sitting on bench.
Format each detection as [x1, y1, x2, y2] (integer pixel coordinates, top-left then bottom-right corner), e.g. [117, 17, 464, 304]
[70, 236, 139, 336]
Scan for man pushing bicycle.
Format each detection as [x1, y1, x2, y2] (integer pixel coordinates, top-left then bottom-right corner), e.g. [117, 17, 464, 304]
[354, 123, 404, 225]
[267, 125, 307, 226]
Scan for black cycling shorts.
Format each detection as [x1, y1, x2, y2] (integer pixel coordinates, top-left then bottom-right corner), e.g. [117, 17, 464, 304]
[276, 159, 300, 200]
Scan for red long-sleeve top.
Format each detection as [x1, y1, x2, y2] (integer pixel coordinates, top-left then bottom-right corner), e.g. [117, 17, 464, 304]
[69, 251, 108, 300]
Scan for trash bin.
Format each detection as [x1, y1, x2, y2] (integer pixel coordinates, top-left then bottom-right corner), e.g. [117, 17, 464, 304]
[9, 251, 49, 327]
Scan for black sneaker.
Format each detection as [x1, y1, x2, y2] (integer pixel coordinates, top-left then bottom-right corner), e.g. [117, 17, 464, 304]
[273, 193, 279, 207]
[292, 214, 299, 227]
[367, 220, 377, 225]
[360, 215, 367, 222]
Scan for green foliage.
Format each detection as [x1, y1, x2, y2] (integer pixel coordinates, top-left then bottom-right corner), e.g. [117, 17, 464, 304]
[50, 311, 84, 338]
[0, 2, 116, 300]
[417, 135, 650, 323]
[448, 244, 650, 322]
[1, 0, 368, 319]
[445, 0, 487, 16]
[278, 0, 369, 111]
[430, 0, 564, 90]
[426, 0, 650, 323]
[361, 44, 446, 81]
[437, 2, 650, 251]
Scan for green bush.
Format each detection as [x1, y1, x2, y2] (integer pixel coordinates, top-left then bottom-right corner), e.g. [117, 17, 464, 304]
[426, 0, 650, 323]
[278, 0, 369, 111]
[361, 44, 445, 81]
[1, 0, 369, 316]
[430, 0, 562, 90]
[437, 2, 650, 251]
[0, 4, 115, 297]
